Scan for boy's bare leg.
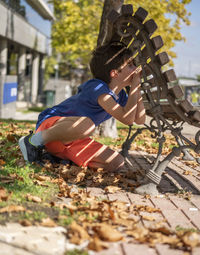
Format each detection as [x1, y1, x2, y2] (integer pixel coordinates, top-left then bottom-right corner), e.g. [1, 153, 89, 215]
[42, 116, 124, 171]
[88, 146, 124, 172]
[19, 116, 125, 170]
[42, 116, 96, 144]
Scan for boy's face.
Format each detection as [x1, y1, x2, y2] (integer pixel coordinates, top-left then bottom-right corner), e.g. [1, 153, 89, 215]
[114, 58, 139, 86]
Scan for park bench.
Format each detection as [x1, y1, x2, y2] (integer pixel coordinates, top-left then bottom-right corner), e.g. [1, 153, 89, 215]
[102, 4, 200, 195]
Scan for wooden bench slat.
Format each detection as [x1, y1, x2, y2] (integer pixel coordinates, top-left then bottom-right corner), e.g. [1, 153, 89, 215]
[134, 7, 148, 22]
[179, 99, 194, 113]
[144, 102, 182, 121]
[141, 46, 150, 59]
[144, 19, 158, 35]
[151, 36, 164, 51]
[168, 85, 184, 99]
[163, 69, 177, 82]
[156, 52, 169, 66]
[121, 4, 133, 16]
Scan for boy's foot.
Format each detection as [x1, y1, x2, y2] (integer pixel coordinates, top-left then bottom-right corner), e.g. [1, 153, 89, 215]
[19, 131, 40, 162]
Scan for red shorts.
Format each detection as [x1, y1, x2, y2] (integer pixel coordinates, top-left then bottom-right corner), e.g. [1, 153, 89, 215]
[36, 116, 104, 167]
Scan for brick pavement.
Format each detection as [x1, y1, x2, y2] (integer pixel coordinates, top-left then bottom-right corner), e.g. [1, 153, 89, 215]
[0, 150, 200, 255]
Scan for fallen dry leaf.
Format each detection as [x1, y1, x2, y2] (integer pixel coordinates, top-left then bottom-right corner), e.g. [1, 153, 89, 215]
[20, 219, 32, 227]
[93, 223, 123, 242]
[7, 134, 16, 142]
[180, 231, 200, 248]
[104, 186, 121, 194]
[183, 170, 193, 176]
[26, 194, 42, 203]
[142, 215, 156, 221]
[0, 187, 11, 201]
[0, 159, 5, 166]
[126, 226, 149, 242]
[33, 174, 51, 182]
[88, 236, 109, 251]
[0, 205, 25, 213]
[40, 217, 57, 227]
[68, 221, 90, 245]
[33, 180, 49, 187]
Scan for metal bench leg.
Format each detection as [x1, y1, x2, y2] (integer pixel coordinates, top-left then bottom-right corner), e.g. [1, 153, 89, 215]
[135, 147, 181, 195]
[176, 136, 194, 161]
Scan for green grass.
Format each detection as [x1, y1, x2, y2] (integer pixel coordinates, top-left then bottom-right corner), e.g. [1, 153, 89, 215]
[17, 106, 46, 114]
[175, 225, 199, 233]
[0, 120, 60, 223]
[65, 250, 88, 255]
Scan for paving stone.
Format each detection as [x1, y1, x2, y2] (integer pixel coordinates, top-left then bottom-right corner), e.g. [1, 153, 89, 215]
[150, 197, 177, 210]
[127, 193, 154, 206]
[161, 209, 194, 229]
[168, 161, 200, 193]
[122, 243, 157, 255]
[140, 211, 168, 228]
[107, 191, 130, 203]
[155, 244, 183, 255]
[169, 195, 194, 209]
[192, 247, 200, 255]
[94, 242, 123, 255]
[180, 209, 200, 230]
[168, 195, 200, 229]
[190, 195, 200, 209]
[86, 187, 107, 200]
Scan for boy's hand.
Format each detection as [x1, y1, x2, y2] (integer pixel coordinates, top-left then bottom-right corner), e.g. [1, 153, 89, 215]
[130, 66, 142, 88]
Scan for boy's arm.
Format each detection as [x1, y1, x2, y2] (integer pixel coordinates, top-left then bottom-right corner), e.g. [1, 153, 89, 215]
[134, 86, 146, 125]
[98, 79, 143, 126]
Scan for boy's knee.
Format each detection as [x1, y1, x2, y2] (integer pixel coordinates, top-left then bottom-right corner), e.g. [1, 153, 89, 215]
[106, 153, 124, 172]
[78, 117, 96, 136]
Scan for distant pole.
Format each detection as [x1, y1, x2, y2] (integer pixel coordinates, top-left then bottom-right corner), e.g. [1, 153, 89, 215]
[188, 60, 191, 77]
[54, 64, 59, 89]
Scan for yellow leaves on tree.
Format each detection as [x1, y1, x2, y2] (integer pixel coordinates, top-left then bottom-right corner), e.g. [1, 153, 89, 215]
[50, 0, 191, 68]
[50, 0, 103, 65]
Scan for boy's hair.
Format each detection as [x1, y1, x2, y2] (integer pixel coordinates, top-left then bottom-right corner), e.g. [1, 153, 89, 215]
[90, 42, 133, 84]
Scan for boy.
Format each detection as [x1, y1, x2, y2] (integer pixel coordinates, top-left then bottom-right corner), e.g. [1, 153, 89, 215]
[19, 43, 146, 172]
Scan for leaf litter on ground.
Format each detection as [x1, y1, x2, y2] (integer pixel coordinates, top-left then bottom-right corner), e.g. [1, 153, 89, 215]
[0, 120, 200, 253]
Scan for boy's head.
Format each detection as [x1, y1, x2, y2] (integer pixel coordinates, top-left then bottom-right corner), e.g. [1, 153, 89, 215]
[90, 42, 133, 84]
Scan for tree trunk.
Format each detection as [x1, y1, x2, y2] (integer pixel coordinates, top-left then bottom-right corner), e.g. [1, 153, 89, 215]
[96, 0, 124, 138]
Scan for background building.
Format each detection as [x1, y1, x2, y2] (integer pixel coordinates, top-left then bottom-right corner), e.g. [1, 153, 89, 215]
[179, 77, 200, 107]
[0, 0, 54, 118]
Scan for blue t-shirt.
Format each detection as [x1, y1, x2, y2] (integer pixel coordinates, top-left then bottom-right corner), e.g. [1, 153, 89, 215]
[36, 79, 128, 130]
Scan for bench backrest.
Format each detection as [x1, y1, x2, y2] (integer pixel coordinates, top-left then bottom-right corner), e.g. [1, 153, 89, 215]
[106, 4, 200, 128]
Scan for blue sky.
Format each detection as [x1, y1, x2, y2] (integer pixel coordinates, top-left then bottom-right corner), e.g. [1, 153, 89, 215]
[173, 0, 200, 78]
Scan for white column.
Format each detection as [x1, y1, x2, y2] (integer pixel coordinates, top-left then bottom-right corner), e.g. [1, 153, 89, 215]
[18, 47, 26, 74]
[0, 38, 8, 75]
[31, 52, 39, 104]
[38, 55, 45, 103]
[18, 46, 26, 101]
[0, 38, 8, 117]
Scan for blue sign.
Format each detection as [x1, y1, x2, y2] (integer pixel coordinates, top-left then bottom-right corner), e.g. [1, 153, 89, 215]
[3, 82, 18, 104]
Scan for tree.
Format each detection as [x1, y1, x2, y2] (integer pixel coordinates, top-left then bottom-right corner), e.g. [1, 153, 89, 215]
[50, 0, 191, 65]
[49, 0, 192, 136]
[50, 0, 103, 68]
